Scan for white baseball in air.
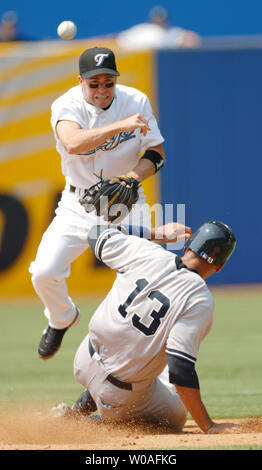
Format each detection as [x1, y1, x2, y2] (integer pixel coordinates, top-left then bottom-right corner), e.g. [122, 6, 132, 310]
[57, 21, 77, 40]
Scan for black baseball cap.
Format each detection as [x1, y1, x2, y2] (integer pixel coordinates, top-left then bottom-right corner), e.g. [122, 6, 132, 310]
[79, 47, 120, 79]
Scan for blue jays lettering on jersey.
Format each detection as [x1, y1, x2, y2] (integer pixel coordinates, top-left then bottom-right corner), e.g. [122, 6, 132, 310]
[83, 131, 136, 155]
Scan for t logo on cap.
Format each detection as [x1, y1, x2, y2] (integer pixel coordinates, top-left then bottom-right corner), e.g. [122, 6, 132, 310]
[79, 47, 120, 79]
[94, 53, 109, 66]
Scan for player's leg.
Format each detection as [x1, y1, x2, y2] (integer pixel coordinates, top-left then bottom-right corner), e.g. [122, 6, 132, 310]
[29, 212, 89, 358]
[73, 334, 139, 421]
[30, 215, 88, 328]
[140, 366, 188, 429]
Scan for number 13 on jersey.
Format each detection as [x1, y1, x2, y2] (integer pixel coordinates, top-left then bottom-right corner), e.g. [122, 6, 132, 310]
[118, 279, 170, 336]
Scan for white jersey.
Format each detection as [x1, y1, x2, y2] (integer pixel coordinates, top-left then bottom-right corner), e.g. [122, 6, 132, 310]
[87, 225, 214, 384]
[51, 84, 164, 189]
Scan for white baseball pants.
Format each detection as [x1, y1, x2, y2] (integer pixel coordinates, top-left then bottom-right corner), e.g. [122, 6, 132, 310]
[29, 184, 151, 329]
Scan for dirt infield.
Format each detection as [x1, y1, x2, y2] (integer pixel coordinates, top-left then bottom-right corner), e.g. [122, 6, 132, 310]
[1, 407, 262, 450]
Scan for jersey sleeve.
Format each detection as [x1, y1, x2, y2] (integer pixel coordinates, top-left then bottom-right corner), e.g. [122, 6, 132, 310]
[166, 293, 214, 366]
[88, 224, 143, 271]
[140, 96, 165, 154]
[51, 98, 85, 139]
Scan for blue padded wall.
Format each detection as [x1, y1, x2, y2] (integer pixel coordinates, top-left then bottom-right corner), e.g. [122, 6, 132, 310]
[157, 48, 262, 284]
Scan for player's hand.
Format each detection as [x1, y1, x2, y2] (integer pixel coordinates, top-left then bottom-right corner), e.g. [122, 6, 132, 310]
[120, 113, 151, 136]
[205, 422, 240, 434]
[152, 222, 192, 243]
[108, 176, 136, 187]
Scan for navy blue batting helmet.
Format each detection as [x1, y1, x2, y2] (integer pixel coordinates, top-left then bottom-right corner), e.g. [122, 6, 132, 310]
[184, 221, 236, 267]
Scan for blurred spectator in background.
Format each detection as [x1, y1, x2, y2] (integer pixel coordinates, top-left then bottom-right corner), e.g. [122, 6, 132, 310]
[0, 10, 33, 41]
[0, 11, 19, 41]
[117, 5, 201, 50]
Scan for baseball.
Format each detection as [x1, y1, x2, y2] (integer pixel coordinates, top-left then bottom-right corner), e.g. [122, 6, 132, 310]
[57, 21, 77, 40]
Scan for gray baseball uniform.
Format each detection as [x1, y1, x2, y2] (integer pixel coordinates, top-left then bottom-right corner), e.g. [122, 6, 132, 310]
[74, 225, 214, 427]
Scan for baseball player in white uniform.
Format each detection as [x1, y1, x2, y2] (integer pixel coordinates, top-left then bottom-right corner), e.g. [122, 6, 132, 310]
[67, 220, 237, 433]
[29, 46, 166, 360]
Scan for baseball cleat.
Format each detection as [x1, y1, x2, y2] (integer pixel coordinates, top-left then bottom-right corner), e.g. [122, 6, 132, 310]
[72, 389, 97, 416]
[38, 325, 68, 359]
[38, 307, 80, 359]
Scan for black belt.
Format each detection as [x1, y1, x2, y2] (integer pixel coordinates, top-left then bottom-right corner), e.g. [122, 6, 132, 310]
[70, 185, 89, 193]
[88, 339, 132, 391]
